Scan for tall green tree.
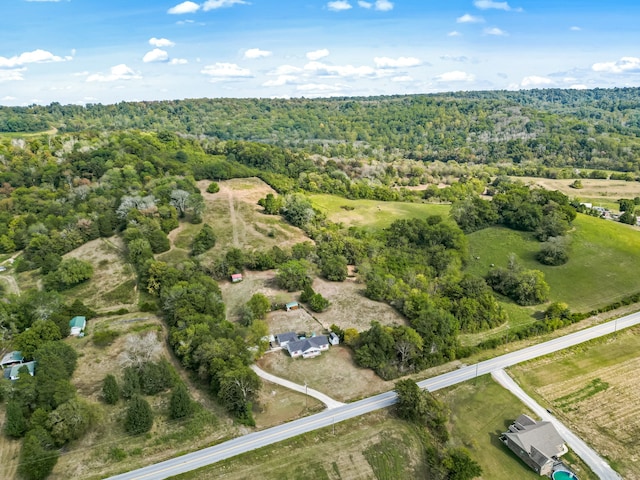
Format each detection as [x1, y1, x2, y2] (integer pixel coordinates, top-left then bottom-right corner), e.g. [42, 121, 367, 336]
[124, 395, 154, 435]
[102, 374, 120, 405]
[169, 383, 194, 420]
[17, 427, 59, 480]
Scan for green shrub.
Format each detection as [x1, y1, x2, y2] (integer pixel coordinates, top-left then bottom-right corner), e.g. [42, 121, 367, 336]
[93, 329, 120, 347]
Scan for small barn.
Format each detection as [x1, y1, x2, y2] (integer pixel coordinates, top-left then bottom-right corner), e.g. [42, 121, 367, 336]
[231, 273, 243, 283]
[285, 301, 299, 311]
[329, 332, 340, 345]
[69, 316, 87, 336]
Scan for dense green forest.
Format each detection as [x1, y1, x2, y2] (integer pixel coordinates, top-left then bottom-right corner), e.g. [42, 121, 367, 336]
[2, 88, 640, 171]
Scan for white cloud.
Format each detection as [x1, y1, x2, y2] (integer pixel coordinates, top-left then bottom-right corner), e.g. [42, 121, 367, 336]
[304, 61, 375, 77]
[149, 37, 175, 47]
[296, 83, 343, 93]
[457, 14, 483, 23]
[448, 31, 462, 37]
[328, 1, 352, 11]
[435, 70, 475, 82]
[374, 56, 421, 68]
[0, 69, 25, 82]
[2, 96, 18, 101]
[592, 57, 640, 73]
[306, 49, 330, 61]
[168, 1, 200, 14]
[0, 49, 70, 68]
[570, 26, 581, 31]
[86, 64, 141, 82]
[202, 0, 249, 11]
[484, 27, 508, 36]
[392, 75, 413, 82]
[244, 48, 272, 59]
[521, 75, 553, 87]
[358, 1, 372, 7]
[72, 71, 89, 77]
[201, 62, 252, 80]
[270, 65, 302, 75]
[262, 75, 298, 87]
[143, 49, 169, 63]
[374, 0, 393, 11]
[170, 58, 189, 65]
[473, 1, 517, 11]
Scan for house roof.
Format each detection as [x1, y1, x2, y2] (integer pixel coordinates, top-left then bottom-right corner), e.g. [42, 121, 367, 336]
[287, 335, 329, 353]
[504, 417, 565, 466]
[275, 332, 298, 344]
[285, 301, 299, 308]
[4, 361, 36, 380]
[1, 350, 23, 365]
[69, 316, 86, 328]
[231, 273, 243, 279]
[329, 332, 339, 341]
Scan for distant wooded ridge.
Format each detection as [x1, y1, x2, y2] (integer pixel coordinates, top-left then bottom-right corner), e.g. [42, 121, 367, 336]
[2, 87, 640, 171]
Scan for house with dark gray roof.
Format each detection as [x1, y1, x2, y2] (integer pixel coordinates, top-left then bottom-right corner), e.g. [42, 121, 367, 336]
[275, 332, 299, 347]
[286, 335, 330, 359]
[500, 414, 567, 476]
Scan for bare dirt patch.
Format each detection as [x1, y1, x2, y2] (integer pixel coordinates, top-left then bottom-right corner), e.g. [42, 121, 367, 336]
[258, 346, 393, 403]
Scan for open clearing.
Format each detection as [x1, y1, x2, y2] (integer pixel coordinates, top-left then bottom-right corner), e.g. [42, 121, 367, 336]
[173, 410, 426, 480]
[258, 346, 394, 403]
[310, 193, 450, 229]
[513, 176, 640, 204]
[220, 269, 407, 332]
[253, 381, 324, 429]
[59, 237, 138, 311]
[161, 178, 309, 265]
[465, 214, 640, 314]
[438, 375, 596, 480]
[509, 326, 640, 479]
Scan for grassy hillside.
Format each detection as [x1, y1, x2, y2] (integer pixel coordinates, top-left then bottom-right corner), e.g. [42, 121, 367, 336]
[310, 194, 450, 229]
[465, 214, 640, 313]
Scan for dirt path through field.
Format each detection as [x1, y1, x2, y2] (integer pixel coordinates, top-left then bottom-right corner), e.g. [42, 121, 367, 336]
[227, 189, 240, 247]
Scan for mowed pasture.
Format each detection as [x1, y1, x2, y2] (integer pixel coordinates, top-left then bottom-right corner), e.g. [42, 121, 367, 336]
[509, 327, 640, 479]
[310, 193, 450, 229]
[513, 176, 640, 204]
[438, 375, 597, 480]
[172, 410, 427, 480]
[161, 178, 309, 264]
[465, 214, 640, 313]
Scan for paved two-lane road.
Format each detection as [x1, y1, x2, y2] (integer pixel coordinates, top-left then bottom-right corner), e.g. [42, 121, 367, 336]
[109, 311, 640, 480]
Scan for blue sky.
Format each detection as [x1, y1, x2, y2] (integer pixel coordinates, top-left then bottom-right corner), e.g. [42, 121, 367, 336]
[1, 0, 640, 106]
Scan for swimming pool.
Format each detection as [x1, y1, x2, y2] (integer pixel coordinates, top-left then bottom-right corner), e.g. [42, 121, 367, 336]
[552, 470, 578, 480]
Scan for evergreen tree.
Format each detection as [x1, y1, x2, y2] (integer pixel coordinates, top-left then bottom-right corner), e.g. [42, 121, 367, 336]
[17, 427, 59, 480]
[4, 400, 28, 438]
[102, 374, 120, 405]
[121, 367, 140, 399]
[169, 383, 194, 420]
[124, 395, 154, 435]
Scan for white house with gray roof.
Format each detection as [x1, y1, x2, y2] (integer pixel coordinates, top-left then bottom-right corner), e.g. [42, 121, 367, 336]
[286, 335, 330, 359]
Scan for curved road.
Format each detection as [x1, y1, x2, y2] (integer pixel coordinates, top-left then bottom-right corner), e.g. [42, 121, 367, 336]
[108, 311, 640, 480]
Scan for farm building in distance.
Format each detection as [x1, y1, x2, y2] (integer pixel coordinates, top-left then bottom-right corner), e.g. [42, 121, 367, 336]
[500, 414, 567, 476]
[285, 301, 299, 311]
[1, 350, 24, 369]
[69, 316, 87, 336]
[3, 361, 36, 381]
[231, 273, 243, 283]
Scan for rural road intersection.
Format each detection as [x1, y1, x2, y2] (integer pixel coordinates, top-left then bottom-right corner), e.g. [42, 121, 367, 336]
[108, 311, 640, 480]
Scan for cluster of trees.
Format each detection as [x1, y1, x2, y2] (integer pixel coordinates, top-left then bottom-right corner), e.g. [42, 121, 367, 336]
[394, 380, 482, 480]
[2, 340, 93, 480]
[486, 257, 550, 306]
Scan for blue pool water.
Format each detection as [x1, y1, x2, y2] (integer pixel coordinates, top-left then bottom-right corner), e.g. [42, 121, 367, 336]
[553, 471, 578, 480]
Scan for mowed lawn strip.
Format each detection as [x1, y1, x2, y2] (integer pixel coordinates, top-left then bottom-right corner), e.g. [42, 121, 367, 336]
[465, 214, 640, 313]
[310, 194, 450, 229]
[508, 327, 640, 478]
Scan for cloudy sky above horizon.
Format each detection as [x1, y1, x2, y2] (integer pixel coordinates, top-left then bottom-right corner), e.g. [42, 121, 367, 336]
[2, 0, 640, 106]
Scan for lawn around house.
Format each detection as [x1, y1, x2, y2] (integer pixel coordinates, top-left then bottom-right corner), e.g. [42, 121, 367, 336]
[508, 326, 640, 479]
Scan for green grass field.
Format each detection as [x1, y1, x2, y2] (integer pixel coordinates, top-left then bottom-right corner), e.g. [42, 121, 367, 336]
[465, 214, 640, 313]
[310, 194, 450, 229]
